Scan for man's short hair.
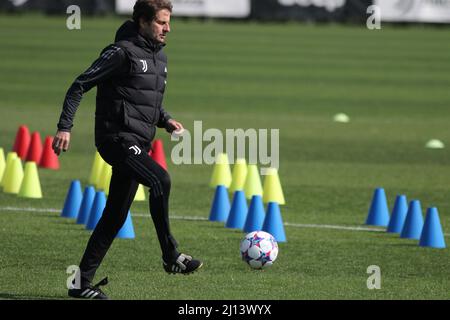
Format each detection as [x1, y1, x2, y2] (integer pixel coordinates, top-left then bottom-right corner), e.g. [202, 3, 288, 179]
[133, 0, 173, 23]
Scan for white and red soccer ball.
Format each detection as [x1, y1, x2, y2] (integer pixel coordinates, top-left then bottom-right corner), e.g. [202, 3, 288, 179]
[240, 231, 278, 269]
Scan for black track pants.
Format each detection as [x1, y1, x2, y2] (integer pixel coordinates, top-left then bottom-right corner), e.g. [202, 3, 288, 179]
[78, 137, 179, 285]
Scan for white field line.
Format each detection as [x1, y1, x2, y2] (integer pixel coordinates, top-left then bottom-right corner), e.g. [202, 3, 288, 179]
[1, 206, 449, 237]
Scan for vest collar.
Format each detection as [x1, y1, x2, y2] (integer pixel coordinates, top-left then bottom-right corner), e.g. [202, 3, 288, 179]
[115, 20, 165, 53]
[135, 32, 166, 53]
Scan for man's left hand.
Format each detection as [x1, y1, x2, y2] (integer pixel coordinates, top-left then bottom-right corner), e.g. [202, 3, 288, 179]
[167, 119, 184, 134]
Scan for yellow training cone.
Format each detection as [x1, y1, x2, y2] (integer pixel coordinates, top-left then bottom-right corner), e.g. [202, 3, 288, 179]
[243, 164, 263, 200]
[134, 184, 146, 201]
[18, 162, 43, 199]
[89, 151, 104, 187]
[99, 162, 112, 194]
[209, 153, 232, 188]
[229, 158, 247, 193]
[95, 157, 108, 190]
[4, 157, 24, 194]
[0, 148, 5, 183]
[1, 152, 18, 188]
[262, 168, 285, 205]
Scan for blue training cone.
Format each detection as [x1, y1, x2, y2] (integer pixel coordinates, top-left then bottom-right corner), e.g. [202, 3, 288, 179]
[262, 202, 286, 242]
[243, 195, 265, 233]
[86, 191, 106, 231]
[61, 180, 83, 219]
[226, 190, 248, 229]
[387, 195, 408, 233]
[209, 185, 230, 222]
[419, 207, 446, 249]
[400, 200, 424, 240]
[116, 211, 135, 239]
[365, 188, 390, 227]
[76, 186, 96, 225]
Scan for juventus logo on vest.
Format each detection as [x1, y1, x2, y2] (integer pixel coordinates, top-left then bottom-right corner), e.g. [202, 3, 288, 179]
[129, 145, 142, 155]
[140, 59, 148, 72]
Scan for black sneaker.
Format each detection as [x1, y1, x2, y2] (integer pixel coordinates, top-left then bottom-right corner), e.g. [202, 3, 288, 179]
[68, 277, 109, 300]
[163, 253, 203, 275]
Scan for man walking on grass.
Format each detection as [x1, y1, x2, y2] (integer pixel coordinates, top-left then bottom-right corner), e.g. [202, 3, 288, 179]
[53, 0, 202, 300]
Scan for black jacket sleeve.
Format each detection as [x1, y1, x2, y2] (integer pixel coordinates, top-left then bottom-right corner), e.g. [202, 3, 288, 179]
[57, 45, 129, 132]
[157, 105, 173, 131]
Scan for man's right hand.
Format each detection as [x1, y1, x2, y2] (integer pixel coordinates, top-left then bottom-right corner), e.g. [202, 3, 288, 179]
[52, 131, 71, 156]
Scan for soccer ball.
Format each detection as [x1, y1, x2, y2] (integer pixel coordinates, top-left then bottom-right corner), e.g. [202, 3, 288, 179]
[240, 231, 278, 269]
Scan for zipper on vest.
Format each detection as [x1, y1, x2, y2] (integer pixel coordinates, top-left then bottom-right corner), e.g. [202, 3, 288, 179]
[153, 52, 159, 123]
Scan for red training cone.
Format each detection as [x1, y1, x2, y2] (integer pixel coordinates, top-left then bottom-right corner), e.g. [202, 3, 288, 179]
[26, 131, 43, 162]
[150, 139, 167, 170]
[39, 136, 60, 170]
[13, 125, 31, 160]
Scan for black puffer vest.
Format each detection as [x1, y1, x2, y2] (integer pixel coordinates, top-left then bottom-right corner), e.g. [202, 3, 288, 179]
[95, 21, 168, 148]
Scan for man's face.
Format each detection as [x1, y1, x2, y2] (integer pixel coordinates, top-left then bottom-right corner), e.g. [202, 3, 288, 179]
[140, 9, 171, 44]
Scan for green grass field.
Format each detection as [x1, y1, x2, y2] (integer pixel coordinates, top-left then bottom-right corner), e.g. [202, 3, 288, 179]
[1, 14, 450, 300]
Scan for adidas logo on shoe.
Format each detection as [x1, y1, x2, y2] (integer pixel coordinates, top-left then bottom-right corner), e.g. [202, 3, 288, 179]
[163, 253, 203, 275]
[68, 277, 109, 300]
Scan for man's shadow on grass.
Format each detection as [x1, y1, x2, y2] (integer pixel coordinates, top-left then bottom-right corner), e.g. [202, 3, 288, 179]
[0, 292, 66, 300]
